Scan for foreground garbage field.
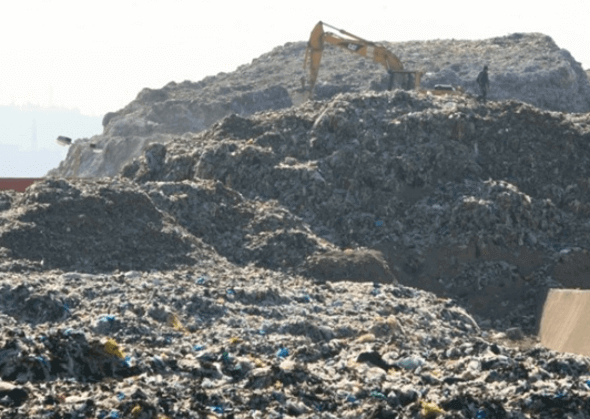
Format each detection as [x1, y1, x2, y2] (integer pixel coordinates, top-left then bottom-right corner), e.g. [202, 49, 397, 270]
[1, 89, 590, 418]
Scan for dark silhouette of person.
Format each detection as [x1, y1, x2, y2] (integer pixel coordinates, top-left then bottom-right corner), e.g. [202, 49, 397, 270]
[477, 65, 490, 103]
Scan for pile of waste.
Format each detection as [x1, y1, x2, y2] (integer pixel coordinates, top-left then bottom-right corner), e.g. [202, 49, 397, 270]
[47, 32, 590, 178]
[119, 89, 590, 333]
[0, 267, 589, 418]
[2, 83, 590, 416]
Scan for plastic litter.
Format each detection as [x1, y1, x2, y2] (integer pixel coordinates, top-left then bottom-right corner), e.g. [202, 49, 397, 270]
[104, 338, 125, 358]
[100, 314, 116, 322]
[98, 410, 121, 419]
[167, 313, 187, 333]
[396, 356, 425, 370]
[370, 390, 386, 400]
[56, 136, 72, 146]
[36, 356, 49, 369]
[152, 355, 166, 369]
[421, 400, 445, 418]
[193, 344, 204, 351]
[476, 409, 487, 419]
[277, 347, 289, 358]
[346, 395, 358, 404]
[121, 356, 132, 368]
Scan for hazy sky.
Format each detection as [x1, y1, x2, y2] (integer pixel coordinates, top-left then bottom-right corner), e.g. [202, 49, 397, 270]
[2, 0, 589, 117]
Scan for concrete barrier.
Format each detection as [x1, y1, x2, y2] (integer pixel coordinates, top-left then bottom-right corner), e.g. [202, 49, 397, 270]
[539, 289, 590, 356]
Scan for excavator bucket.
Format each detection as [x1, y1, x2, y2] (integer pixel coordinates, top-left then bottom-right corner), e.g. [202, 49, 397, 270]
[539, 289, 590, 356]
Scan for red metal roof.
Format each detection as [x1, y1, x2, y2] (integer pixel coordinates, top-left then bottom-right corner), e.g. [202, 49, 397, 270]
[0, 178, 43, 192]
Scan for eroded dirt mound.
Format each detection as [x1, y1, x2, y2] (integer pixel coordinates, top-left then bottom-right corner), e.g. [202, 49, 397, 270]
[302, 248, 396, 284]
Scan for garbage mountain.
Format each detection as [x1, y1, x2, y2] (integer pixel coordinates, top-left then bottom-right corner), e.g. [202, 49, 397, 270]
[1, 85, 590, 417]
[47, 32, 590, 178]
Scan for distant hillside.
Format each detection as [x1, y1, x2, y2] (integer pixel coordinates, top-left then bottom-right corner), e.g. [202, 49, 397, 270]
[0, 104, 102, 148]
[0, 105, 102, 177]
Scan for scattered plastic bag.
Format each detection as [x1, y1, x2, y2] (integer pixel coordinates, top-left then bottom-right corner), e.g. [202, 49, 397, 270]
[397, 356, 425, 370]
[131, 405, 142, 417]
[346, 395, 358, 404]
[370, 391, 386, 400]
[35, 356, 49, 368]
[167, 313, 187, 333]
[104, 338, 125, 358]
[421, 400, 444, 418]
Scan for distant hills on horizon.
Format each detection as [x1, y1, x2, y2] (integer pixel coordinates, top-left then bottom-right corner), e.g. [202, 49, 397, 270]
[0, 104, 103, 177]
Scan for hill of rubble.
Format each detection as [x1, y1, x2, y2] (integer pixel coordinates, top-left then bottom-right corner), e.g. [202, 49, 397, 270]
[2, 84, 590, 416]
[47, 32, 590, 178]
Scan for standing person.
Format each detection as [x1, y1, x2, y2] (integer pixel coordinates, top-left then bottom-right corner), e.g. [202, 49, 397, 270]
[477, 65, 490, 103]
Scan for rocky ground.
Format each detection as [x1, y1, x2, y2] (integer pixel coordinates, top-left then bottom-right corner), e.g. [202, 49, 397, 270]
[2, 83, 590, 417]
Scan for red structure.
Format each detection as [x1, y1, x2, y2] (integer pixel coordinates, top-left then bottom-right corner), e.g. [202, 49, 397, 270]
[0, 178, 43, 192]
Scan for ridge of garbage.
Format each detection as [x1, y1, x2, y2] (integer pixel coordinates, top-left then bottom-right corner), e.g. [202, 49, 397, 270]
[2, 86, 590, 417]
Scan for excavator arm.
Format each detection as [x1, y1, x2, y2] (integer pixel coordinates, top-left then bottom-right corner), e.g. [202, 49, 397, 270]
[303, 21, 421, 95]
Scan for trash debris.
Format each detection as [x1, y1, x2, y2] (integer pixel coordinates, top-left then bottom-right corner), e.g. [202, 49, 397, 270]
[396, 356, 425, 370]
[104, 338, 125, 358]
[276, 347, 289, 358]
[421, 400, 445, 418]
[55, 136, 72, 147]
[3, 33, 590, 419]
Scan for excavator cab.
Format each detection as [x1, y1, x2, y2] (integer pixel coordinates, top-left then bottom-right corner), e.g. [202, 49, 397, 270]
[388, 70, 422, 91]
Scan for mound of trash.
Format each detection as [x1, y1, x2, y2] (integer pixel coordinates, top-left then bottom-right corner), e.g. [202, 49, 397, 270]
[1, 267, 588, 418]
[113, 90, 590, 332]
[5, 41, 590, 419]
[47, 32, 590, 178]
[2, 75, 590, 417]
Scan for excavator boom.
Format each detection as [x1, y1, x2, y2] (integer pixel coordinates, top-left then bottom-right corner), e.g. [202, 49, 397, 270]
[303, 21, 421, 96]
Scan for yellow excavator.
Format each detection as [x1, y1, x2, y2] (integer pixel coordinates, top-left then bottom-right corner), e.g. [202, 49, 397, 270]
[303, 21, 463, 97]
